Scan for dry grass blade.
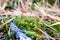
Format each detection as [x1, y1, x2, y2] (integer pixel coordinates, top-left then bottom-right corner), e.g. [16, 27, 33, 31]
[43, 22, 59, 33]
[43, 7, 60, 13]
[0, 17, 15, 29]
[34, 4, 59, 33]
[20, 0, 27, 12]
[53, 0, 58, 8]
[0, 0, 8, 10]
[47, 3, 60, 13]
[35, 4, 60, 21]
[47, 22, 60, 26]
[38, 28, 55, 40]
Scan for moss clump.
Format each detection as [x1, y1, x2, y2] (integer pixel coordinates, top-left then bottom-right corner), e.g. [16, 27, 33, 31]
[0, 16, 59, 40]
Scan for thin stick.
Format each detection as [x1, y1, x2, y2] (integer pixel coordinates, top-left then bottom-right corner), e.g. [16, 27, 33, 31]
[1, 0, 8, 10]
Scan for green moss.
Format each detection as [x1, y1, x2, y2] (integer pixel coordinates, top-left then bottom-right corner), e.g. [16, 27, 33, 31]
[0, 16, 59, 40]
